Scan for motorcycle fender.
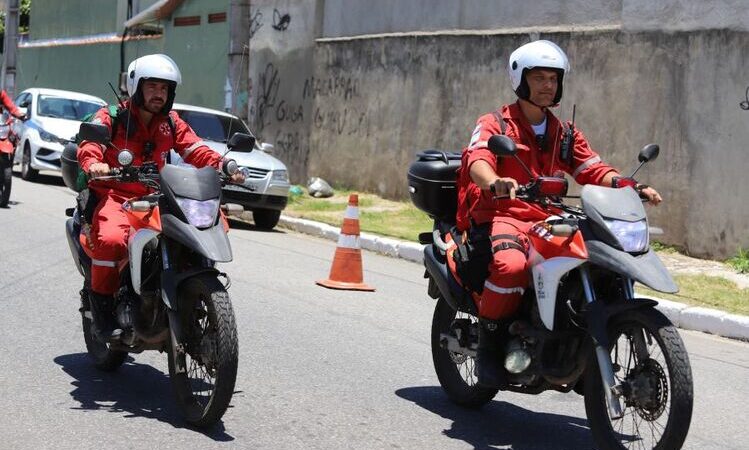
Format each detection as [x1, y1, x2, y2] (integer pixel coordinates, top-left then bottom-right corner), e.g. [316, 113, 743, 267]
[585, 298, 659, 348]
[586, 241, 678, 293]
[128, 228, 160, 295]
[161, 213, 233, 262]
[424, 245, 476, 315]
[65, 217, 88, 277]
[532, 256, 587, 331]
[161, 267, 220, 311]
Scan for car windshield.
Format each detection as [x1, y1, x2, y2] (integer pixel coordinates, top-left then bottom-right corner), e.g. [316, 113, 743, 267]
[176, 110, 252, 149]
[37, 95, 103, 120]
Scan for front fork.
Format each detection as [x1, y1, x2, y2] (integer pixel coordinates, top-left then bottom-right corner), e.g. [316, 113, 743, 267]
[580, 265, 625, 419]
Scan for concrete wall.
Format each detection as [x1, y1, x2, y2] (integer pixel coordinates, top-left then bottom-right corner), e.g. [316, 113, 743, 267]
[320, 0, 749, 36]
[247, 0, 323, 183]
[305, 30, 749, 259]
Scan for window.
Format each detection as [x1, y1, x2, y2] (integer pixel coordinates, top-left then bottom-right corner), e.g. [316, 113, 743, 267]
[36, 96, 103, 121]
[176, 110, 251, 149]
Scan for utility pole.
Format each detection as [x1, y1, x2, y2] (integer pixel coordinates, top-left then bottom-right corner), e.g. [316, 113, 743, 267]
[2, 0, 19, 95]
[228, 0, 250, 120]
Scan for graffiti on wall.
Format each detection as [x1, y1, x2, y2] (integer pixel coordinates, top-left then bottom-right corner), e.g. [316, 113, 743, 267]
[272, 9, 291, 31]
[249, 10, 263, 38]
[741, 86, 749, 110]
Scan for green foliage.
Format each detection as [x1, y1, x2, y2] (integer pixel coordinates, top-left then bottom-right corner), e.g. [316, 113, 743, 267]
[0, 0, 32, 34]
[727, 247, 749, 274]
[636, 274, 749, 316]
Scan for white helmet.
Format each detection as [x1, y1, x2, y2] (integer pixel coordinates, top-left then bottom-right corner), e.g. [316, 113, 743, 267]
[126, 54, 182, 112]
[508, 40, 570, 105]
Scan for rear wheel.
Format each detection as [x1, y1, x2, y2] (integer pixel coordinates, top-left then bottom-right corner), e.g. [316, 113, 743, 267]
[0, 153, 12, 207]
[21, 144, 38, 181]
[432, 296, 497, 408]
[584, 308, 693, 450]
[169, 274, 238, 428]
[252, 208, 281, 230]
[80, 289, 127, 371]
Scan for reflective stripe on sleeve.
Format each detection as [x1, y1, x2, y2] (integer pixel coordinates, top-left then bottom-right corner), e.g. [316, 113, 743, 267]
[469, 140, 488, 150]
[181, 140, 207, 160]
[572, 156, 601, 178]
[92, 259, 117, 268]
[484, 280, 525, 295]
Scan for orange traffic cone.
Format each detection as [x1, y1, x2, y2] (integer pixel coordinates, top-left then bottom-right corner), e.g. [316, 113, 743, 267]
[316, 193, 375, 291]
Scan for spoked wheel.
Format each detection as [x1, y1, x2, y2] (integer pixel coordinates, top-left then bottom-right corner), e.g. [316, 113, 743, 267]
[169, 274, 238, 428]
[0, 153, 11, 207]
[431, 296, 497, 408]
[584, 308, 693, 450]
[21, 144, 38, 181]
[80, 289, 127, 371]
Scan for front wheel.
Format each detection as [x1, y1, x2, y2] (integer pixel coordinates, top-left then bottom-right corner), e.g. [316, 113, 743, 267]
[0, 153, 12, 207]
[584, 308, 693, 450]
[21, 144, 38, 181]
[432, 296, 498, 408]
[169, 274, 238, 428]
[252, 208, 281, 230]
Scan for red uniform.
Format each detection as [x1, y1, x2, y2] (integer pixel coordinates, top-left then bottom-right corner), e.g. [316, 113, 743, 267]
[456, 102, 617, 319]
[78, 101, 223, 295]
[0, 90, 22, 154]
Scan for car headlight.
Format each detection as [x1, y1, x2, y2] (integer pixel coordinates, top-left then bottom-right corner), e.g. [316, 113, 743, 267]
[603, 219, 649, 252]
[271, 170, 289, 183]
[39, 129, 60, 143]
[175, 197, 220, 228]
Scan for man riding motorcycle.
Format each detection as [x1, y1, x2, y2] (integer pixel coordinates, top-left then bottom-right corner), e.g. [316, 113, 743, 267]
[78, 53, 245, 341]
[455, 40, 663, 388]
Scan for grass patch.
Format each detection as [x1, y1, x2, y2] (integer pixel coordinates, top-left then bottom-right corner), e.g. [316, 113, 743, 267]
[636, 274, 749, 316]
[650, 241, 681, 254]
[727, 248, 749, 274]
[285, 187, 433, 241]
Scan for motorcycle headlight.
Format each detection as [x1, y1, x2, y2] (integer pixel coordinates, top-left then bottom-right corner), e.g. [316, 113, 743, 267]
[175, 197, 220, 228]
[39, 129, 60, 143]
[603, 219, 649, 252]
[271, 169, 289, 183]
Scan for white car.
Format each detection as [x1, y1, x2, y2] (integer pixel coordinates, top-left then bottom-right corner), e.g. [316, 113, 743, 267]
[171, 103, 291, 230]
[12, 88, 106, 180]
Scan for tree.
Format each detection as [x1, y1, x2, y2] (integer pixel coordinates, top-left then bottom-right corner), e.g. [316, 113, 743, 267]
[0, 0, 32, 35]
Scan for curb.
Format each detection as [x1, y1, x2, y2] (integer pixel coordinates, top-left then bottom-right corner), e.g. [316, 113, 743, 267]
[277, 215, 749, 342]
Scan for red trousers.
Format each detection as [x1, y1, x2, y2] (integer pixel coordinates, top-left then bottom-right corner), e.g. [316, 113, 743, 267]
[90, 193, 130, 295]
[477, 219, 531, 320]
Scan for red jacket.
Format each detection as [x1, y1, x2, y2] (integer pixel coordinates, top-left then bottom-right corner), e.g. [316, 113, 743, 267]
[78, 101, 223, 198]
[0, 90, 21, 118]
[456, 102, 617, 230]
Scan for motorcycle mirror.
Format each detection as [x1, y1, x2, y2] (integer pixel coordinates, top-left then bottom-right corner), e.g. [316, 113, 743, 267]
[638, 144, 659, 163]
[487, 134, 517, 157]
[117, 149, 134, 167]
[78, 123, 111, 145]
[227, 132, 255, 152]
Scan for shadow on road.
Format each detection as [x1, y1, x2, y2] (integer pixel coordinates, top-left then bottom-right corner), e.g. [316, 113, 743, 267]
[227, 217, 285, 233]
[396, 386, 594, 450]
[54, 353, 235, 441]
[12, 170, 66, 187]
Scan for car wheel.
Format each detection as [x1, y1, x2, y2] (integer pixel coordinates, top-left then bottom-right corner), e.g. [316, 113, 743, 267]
[252, 209, 281, 230]
[21, 143, 38, 181]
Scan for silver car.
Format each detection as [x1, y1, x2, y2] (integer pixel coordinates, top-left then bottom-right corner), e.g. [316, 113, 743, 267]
[172, 103, 290, 230]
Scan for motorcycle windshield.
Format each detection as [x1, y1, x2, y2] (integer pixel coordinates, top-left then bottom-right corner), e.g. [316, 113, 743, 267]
[160, 164, 221, 201]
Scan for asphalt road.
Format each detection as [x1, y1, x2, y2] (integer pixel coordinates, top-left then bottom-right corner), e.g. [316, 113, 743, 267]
[1, 172, 747, 450]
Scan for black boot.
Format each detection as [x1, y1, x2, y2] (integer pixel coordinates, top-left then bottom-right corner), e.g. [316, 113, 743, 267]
[89, 293, 122, 342]
[475, 320, 508, 389]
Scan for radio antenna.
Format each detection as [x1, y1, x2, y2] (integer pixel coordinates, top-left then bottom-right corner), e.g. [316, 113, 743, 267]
[107, 82, 126, 110]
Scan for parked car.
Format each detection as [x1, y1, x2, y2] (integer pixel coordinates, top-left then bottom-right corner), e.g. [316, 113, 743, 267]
[171, 103, 290, 230]
[12, 88, 106, 180]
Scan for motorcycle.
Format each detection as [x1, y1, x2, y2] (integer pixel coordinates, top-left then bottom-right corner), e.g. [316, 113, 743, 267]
[407, 136, 694, 449]
[62, 122, 253, 427]
[0, 112, 19, 207]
